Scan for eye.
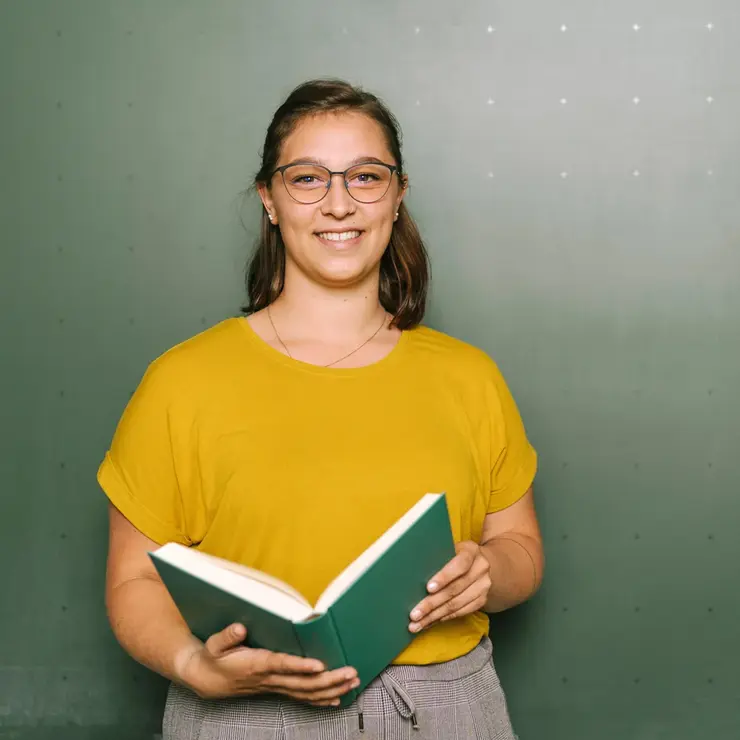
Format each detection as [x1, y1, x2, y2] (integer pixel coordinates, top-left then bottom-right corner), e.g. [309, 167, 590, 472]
[354, 171, 381, 183]
[284, 165, 328, 188]
[347, 164, 389, 188]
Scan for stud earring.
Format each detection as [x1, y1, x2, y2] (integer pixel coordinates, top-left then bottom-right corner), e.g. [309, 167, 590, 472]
[268, 213, 273, 221]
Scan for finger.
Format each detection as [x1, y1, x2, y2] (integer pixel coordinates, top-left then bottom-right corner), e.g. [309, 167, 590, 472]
[411, 572, 472, 623]
[425, 542, 478, 594]
[310, 698, 343, 707]
[205, 623, 247, 657]
[251, 648, 325, 676]
[263, 667, 357, 692]
[292, 679, 359, 702]
[282, 678, 360, 703]
[306, 693, 351, 708]
[410, 554, 489, 625]
[413, 581, 489, 631]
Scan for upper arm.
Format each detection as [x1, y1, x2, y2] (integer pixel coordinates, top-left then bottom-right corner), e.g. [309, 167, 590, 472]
[97, 357, 201, 553]
[484, 356, 538, 514]
[481, 486, 540, 543]
[105, 502, 161, 599]
[480, 487, 544, 580]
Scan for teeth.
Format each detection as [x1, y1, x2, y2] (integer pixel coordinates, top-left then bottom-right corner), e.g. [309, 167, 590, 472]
[317, 230, 361, 241]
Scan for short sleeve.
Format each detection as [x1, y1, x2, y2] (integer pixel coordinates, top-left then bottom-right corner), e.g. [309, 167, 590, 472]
[486, 360, 538, 513]
[97, 357, 198, 546]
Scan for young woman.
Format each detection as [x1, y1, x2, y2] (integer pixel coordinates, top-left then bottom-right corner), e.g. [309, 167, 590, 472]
[99, 78, 543, 740]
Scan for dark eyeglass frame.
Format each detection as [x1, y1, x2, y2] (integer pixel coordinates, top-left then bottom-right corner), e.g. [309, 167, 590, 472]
[270, 161, 402, 204]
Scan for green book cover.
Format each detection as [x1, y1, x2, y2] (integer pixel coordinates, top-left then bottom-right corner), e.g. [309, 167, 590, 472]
[149, 493, 455, 708]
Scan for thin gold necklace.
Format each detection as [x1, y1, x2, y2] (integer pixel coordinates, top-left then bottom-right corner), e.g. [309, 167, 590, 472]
[266, 305, 388, 368]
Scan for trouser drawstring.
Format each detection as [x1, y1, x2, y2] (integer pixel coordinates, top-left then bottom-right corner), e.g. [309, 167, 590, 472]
[357, 673, 419, 732]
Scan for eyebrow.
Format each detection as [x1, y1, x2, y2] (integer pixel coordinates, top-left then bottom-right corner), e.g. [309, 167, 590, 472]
[280, 155, 389, 168]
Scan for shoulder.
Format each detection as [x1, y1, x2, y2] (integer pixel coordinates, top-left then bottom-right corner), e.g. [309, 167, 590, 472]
[403, 324, 519, 413]
[404, 324, 501, 380]
[135, 317, 247, 399]
[404, 326, 531, 442]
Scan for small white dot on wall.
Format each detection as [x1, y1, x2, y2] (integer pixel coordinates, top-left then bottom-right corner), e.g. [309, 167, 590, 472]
[633, 24, 641, 31]
[560, 24, 568, 32]
[633, 170, 641, 177]
[560, 171, 569, 179]
[560, 98, 568, 105]
[487, 98, 495, 105]
[633, 97, 641, 104]
[415, 99, 421, 106]
[706, 23, 714, 30]
[706, 96, 714, 103]
[487, 171, 494, 178]
[487, 25, 495, 33]
[707, 169, 714, 175]
[414, 26, 420, 34]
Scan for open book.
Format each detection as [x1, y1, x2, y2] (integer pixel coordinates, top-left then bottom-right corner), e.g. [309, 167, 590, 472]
[149, 493, 455, 706]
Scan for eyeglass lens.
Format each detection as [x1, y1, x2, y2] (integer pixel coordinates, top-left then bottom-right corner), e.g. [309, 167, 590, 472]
[281, 164, 392, 204]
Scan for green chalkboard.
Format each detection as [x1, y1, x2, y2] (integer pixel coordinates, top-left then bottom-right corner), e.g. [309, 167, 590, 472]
[1, 1, 738, 738]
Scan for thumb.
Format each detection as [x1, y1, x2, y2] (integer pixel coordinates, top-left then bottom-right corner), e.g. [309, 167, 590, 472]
[454, 541, 479, 568]
[205, 623, 247, 657]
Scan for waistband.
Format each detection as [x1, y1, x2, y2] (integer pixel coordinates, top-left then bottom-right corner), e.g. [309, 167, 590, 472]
[355, 636, 493, 733]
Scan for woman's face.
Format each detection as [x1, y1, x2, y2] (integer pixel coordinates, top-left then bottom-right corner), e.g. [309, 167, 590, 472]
[258, 111, 407, 290]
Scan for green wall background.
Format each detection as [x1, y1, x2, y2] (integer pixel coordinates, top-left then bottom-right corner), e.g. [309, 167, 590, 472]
[2, 2, 738, 738]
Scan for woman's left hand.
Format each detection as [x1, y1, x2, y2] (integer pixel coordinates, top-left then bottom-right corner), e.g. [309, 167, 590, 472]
[408, 541, 492, 633]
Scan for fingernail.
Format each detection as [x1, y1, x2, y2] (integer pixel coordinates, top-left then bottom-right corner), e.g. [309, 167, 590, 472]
[409, 622, 421, 633]
[350, 678, 360, 688]
[428, 581, 438, 592]
[410, 609, 422, 621]
[332, 699, 340, 706]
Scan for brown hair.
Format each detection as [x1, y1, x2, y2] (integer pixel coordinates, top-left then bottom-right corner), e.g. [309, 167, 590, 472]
[242, 78, 430, 330]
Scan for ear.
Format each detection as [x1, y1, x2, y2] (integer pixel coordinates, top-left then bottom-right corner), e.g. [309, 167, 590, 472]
[395, 174, 409, 213]
[257, 182, 278, 224]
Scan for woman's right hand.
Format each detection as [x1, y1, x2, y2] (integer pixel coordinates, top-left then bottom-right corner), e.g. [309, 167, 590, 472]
[179, 623, 360, 707]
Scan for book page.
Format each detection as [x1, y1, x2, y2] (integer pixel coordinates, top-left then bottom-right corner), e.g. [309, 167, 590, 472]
[195, 551, 311, 605]
[153, 544, 314, 622]
[314, 493, 441, 614]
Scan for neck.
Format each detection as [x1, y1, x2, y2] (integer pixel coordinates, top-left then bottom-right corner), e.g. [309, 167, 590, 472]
[269, 270, 387, 341]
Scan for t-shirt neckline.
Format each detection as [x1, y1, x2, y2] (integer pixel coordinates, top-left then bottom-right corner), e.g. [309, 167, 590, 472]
[235, 315, 411, 377]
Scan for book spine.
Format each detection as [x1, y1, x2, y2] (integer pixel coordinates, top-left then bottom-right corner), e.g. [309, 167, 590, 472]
[294, 612, 347, 670]
[295, 612, 358, 708]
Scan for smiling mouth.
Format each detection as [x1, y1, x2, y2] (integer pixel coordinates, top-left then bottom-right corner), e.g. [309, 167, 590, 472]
[315, 230, 363, 242]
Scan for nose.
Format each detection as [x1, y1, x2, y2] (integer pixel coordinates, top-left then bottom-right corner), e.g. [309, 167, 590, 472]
[320, 173, 356, 218]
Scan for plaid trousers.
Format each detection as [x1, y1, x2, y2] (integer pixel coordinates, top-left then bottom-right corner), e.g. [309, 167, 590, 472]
[163, 636, 517, 740]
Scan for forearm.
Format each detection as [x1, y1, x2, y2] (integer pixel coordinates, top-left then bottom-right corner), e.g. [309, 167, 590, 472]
[479, 533, 544, 613]
[106, 575, 203, 688]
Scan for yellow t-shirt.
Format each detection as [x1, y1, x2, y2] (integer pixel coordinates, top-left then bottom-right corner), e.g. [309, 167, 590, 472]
[97, 317, 537, 665]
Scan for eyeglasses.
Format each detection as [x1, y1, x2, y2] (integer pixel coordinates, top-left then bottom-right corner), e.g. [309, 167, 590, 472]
[271, 161, 399, 204]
